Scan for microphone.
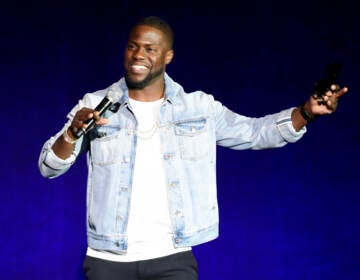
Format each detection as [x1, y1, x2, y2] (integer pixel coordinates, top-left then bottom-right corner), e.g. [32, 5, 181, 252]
[73, 89, 120, 138]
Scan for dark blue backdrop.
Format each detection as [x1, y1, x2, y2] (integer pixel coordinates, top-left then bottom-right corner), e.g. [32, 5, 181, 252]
[1, 1, 359, 279]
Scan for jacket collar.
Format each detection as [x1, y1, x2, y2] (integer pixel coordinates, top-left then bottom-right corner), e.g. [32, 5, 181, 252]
[112, 73, 182, 107]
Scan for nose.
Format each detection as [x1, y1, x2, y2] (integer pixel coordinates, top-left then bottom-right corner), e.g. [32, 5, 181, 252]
[132, 47, 145, 60]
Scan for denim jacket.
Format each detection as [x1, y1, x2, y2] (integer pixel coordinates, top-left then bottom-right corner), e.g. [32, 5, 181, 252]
[39, 74, 306, 253]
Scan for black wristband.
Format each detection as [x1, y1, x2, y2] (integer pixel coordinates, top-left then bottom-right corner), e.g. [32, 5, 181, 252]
[300, 103, 317, 122]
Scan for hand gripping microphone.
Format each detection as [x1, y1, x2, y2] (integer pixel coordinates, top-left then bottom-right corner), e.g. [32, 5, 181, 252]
[73, 89, 120, 139]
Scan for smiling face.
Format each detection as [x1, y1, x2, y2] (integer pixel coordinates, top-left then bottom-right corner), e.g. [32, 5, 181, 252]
[124, 25, 174, 90]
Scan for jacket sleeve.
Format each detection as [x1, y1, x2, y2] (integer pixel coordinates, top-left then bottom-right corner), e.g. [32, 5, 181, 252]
[212, 96, 306, 150]
[38, 99, 89, 179]
[38, 84, 120, 178]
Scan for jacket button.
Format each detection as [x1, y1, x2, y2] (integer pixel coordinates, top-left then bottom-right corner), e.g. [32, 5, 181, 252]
[163, 153, 174, 160]
[170, 181, 178, 187]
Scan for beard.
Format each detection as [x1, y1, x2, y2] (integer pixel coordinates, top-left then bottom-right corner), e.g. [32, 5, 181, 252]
[125, 66, 165, 90]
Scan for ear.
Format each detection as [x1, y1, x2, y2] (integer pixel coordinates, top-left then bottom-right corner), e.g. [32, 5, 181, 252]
[165, 49, 174, 65]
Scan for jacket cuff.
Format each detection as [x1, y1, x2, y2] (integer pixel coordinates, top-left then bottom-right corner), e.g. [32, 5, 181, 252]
[43, 146, 76, 170]
[276, 107, 306, 143]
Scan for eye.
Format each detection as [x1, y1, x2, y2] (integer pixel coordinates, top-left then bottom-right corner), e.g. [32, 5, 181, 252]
[127, 44, 136, 50]
[146, 47, 156, 53]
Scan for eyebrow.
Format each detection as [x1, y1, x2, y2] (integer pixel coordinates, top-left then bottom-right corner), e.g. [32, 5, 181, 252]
[128, 40, 160, 47]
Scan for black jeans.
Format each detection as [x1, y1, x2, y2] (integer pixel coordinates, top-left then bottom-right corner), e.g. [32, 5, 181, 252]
[83, 251, 198, 280]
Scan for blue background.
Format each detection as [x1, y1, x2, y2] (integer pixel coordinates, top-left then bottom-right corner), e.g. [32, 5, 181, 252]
[1, 0, 359, 279]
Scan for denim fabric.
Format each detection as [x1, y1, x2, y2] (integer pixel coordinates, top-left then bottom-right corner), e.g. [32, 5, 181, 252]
[39, 73, 306, 253]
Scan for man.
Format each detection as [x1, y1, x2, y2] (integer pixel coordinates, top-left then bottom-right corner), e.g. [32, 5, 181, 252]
[39, 16, 348, 280]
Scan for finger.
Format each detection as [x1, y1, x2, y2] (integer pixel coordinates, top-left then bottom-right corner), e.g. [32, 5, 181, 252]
[78, 111, 94, 125]
[325, 100, 336, 112]
[330, 84, 340, 91]
[72, 119, 87, 130]
[335, 87, 348, 98]
[327, 98, 338, 106]
[77, 108, 94, 120]
[74, 113, 93, 129]
[326, 100, 333, 112]
[87, 112, 94, 120]
[325, 90, 332, 97]
[96, 118, 109, 125]
[312, 93, 324, 102]
[70, 121, 81, 132]
[92, 111, 101, 120]
[70, 125, 79, 133]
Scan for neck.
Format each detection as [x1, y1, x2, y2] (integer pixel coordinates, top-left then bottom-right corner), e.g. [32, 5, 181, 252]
[129, 80, 165, 102]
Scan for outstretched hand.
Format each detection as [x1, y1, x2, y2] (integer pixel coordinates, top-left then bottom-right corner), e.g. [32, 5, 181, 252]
[292, 84, 348, 131]
[306, 84, 348, 115]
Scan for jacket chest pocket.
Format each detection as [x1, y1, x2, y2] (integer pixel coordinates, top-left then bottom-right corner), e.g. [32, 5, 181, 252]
[90, 128, 130, 166]
[174, 118, 209, 160]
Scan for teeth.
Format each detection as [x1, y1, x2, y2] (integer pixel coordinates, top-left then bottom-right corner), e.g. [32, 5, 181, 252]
[132, 65, 147, 70]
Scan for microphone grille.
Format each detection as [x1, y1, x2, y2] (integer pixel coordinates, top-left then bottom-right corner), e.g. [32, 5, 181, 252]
[106, 88, 121, 103]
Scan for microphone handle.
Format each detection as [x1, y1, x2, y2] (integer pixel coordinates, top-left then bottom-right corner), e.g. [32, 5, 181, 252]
[73, 97, 113, 139]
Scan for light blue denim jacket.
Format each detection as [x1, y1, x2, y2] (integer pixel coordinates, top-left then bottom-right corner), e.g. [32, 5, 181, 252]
[39, 74, 306, 253]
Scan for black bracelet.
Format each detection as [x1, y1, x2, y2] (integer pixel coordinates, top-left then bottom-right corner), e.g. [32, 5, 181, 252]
[300, 103, 317, 122]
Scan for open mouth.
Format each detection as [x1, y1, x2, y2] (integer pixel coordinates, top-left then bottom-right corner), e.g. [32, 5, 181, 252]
[130, 65, 148, 73]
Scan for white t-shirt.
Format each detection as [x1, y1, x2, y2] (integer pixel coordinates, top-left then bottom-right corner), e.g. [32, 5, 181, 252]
[87, 97, 190, 262]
